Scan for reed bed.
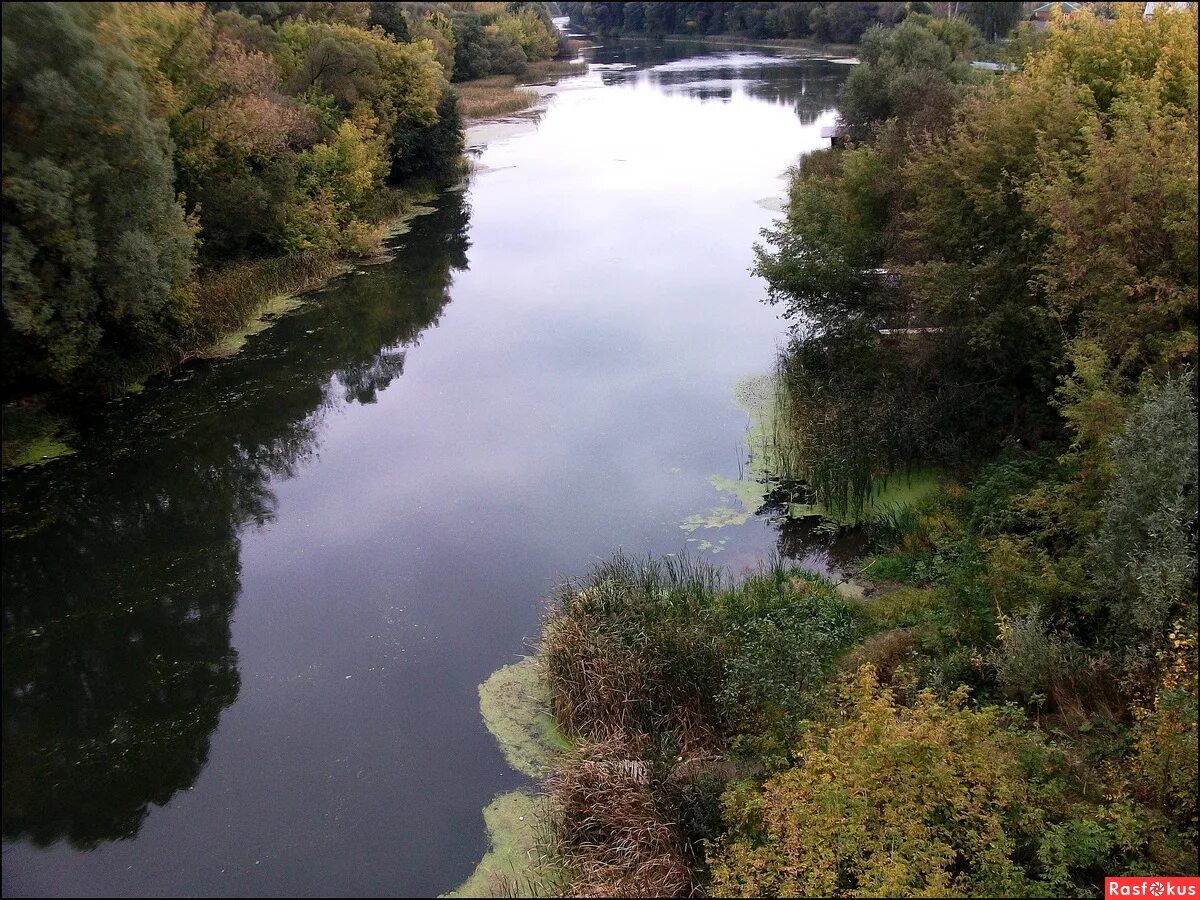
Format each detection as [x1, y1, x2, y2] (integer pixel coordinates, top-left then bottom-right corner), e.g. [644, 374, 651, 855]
[187, 252, 344, 348]
[524, 58, 588, 82]
[546, 739, 694, 899]
[456, 76, 540, 120]
[455, 60, 587, 121]
[534, 553, 859, 896]
[539, 553, 730, 753]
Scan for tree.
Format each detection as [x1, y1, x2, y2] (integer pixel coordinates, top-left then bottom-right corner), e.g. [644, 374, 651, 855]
[838, 15, 976, 141]
[810, 1, 887, 43]
[389, 87, 466, 185]
[2, 2, 195, 390]
[963, 1, 1024, 41]
[367, 1, 410, 41]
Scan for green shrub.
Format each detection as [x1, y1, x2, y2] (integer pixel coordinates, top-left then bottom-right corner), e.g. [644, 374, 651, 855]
[717, 585, 856, 745]
[1088, 375, 1198, 660]
[709, 665, 1170, 897]
[1128, 627, 1198, 833]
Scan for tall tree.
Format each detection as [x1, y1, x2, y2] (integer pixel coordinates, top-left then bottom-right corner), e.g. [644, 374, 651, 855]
[2, 2, 195, 390]
[963, 1, 1024, 41]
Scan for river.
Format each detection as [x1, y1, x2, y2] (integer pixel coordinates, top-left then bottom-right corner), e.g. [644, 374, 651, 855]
[1, 42, 848, 897]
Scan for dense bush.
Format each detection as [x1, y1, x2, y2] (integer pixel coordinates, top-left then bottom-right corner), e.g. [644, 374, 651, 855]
[710, 666, 1180, 897]
[838, 15, 978, 141]
[449, 4, 563, 82]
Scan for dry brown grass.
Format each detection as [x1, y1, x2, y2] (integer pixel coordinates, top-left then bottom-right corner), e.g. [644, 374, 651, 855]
[547, 739, 694, 899]
[538, 591, 723, 757]
[842, 627, 918, 686]
[188, 252, 344, 346]
[1044, 658, 1128, 733]
[455, 59, 587, 120]
[524, 58, 588, 82]
[455, 76, 539, 120]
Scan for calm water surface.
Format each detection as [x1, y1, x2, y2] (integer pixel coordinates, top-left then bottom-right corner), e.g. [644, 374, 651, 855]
[2, 44, 847, 897]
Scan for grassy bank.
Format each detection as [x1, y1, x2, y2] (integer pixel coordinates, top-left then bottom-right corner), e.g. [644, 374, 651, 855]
[455, 60, 588, 121]
[492, 444, 1196, 895]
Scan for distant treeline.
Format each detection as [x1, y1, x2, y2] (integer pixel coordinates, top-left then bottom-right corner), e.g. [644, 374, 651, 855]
[1, 2, 562, 395]
[564, 1, 1026, 44]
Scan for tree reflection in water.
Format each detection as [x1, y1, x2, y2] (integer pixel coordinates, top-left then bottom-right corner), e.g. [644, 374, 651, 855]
[1, 192, 471, 849]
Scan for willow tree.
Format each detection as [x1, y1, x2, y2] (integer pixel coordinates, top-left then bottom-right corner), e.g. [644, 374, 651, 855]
[2, 2, 195, 390]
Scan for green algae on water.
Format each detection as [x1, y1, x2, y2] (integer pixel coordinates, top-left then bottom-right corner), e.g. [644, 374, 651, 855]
[385, 204, 439, 239]
[479, 657, 568, 779]
[2, 404, 75, 468]
[449, 659, 569, 897]
[445, 790, 549, 899]
[203, 292, 311, 359]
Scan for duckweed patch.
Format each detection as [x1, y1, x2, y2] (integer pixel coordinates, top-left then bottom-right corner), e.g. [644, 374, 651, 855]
[445, 790, 547, 898]
[2, 404, 75, 468]
[455, 659, 570, 897]
[681, 505, 751, 533]
[384, 198, 439, 239]
[479, 657, 568, 779]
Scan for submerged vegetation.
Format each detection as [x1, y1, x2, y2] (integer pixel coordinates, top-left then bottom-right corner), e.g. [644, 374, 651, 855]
[479, 657, 569, 780]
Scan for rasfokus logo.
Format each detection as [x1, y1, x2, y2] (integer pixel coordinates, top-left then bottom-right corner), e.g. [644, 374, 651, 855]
[1106, 878, 1200, 897]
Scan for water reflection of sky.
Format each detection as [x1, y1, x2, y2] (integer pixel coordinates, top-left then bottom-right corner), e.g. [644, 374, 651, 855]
[2, 48, 848, 898]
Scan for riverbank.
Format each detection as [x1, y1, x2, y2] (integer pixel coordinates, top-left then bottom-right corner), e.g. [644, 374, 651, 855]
[455, 59, 588, 121]
[1, 187, 443, 469]
[466, 11, 1198, 893]
[459, 553, 928, 896]
[469, 450, 1198, 895]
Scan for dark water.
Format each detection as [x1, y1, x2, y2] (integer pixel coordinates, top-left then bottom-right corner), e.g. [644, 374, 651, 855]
[2, 44, 848, 897]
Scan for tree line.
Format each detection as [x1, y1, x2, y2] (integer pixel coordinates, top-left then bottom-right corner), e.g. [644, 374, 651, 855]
[727, 5, 1196, 891]
[565, 1, 1026, 44]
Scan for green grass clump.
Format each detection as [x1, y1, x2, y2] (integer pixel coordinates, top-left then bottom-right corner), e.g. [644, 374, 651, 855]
[540, 554, 857, 754]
